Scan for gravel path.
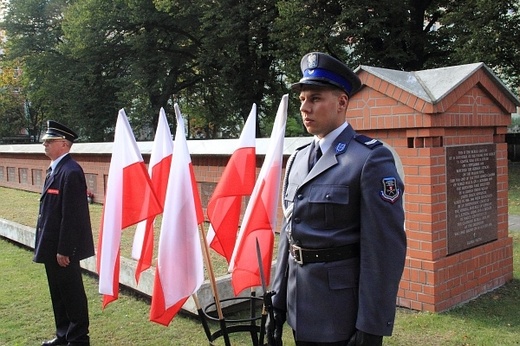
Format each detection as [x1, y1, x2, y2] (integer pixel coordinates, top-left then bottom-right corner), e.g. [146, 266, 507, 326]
[509, 214, 520, 232]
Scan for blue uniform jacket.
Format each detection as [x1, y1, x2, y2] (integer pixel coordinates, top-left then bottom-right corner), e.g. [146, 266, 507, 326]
[271, 125, 406, 342]
[34, 154, 95, 263]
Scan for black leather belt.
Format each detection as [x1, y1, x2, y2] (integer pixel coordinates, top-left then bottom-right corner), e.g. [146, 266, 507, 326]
[290, 243, 360, 265]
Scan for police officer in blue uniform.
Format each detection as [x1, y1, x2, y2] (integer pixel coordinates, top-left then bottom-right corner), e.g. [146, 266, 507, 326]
[35, 121, 94, 346]
[267, 53, 407, 346]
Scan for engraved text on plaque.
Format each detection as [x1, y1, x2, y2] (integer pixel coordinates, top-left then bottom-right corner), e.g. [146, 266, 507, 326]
[446, 144, 497, 254]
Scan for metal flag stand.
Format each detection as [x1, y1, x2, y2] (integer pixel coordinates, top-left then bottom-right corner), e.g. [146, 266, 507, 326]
[198, 292, 266, 346]
[196, 225, 269, 346]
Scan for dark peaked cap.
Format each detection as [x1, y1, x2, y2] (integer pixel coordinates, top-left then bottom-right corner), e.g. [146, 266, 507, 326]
[42, 120, 79, 142]
[291, 52, 362, 96]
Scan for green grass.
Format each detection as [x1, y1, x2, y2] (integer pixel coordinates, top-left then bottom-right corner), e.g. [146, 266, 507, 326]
[1, 162, 520, 345]
[2, 234, 518, 346]
[0, 187, 283, 345]
[0, 186, 230, 277]
[0, 238, 268, 346]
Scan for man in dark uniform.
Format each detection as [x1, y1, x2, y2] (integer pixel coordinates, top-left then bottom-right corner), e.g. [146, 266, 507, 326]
[35, 121, 94, 346]
[267, 53, 407, 346]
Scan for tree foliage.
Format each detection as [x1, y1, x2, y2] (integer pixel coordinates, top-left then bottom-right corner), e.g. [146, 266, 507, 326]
[1, 0, 519, 142]
[439, 0, 520, 89]
[189, 0, 285, 138]
[0, 57, 28, 140]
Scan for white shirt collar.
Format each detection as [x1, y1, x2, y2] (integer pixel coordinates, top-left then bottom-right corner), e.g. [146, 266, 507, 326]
[314, 121, 349, 155]
[49, 153, 69, 173]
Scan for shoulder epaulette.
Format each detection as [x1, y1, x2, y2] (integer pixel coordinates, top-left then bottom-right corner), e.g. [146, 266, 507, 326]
[354, 134, 383, 149]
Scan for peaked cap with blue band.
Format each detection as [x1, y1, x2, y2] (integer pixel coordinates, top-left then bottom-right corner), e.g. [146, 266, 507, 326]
[291, 52, 362, 96]
[42, 120, 78, 142]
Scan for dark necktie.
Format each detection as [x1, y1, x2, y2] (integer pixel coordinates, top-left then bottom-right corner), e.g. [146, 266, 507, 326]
[309, 141, 322, 170]
[44, 167, 52, 184]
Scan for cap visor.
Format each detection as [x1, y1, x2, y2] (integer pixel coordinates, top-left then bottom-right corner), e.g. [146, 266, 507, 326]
[290, 80, 340, 91]
[42, 133, 64, 140]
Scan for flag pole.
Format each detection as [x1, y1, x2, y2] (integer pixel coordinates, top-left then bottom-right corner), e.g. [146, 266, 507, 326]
[198, 223, 225, 318]
[197, 223, 231, 346]
[249, 287, 260, 345]
[191, 293, 213, 343]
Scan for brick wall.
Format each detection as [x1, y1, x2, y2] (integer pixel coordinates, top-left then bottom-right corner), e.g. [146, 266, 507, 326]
[349, 65, 516, 312]
[0, 145, 288, 229]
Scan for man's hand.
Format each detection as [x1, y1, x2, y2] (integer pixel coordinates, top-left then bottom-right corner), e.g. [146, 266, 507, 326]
[266, 308, 285, 346]
[57, 253, 70, 267]
[346, 330, 383, 346]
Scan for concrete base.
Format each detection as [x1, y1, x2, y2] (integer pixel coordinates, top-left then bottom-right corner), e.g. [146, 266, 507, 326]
[0, 218, 269, 315]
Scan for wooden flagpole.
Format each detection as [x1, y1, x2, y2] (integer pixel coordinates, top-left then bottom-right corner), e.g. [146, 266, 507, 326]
[191, 294, 212, 340]
[198, 223, 225, 319]
[197, 223, 231, 346]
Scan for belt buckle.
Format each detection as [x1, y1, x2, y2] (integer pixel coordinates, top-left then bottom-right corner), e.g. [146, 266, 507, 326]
[291, 244, 304, 265]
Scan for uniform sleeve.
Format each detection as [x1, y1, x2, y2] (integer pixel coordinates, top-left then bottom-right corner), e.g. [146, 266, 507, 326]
[356, 145, 406, 336]
[271, 150, 300, 312]
[271, 218, 290, 311]
[57, 168, 90, 257]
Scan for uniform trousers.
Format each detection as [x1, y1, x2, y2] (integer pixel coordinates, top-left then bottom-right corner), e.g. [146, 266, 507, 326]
[44, 260, 90, 344]
[293, 330, 348, 345]
[296, 341, 348, 346]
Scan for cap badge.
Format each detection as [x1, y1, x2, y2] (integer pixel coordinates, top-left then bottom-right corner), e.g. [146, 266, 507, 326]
[307, 53, 318, 69]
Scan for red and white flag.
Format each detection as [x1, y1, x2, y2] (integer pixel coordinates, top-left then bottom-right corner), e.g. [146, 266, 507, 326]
[206, 104, 256, 263]
[150, 103, 204, 326]
[132, 107, 173, 283]
[229, 95, 288, 296]
[97, 109, 162, 307]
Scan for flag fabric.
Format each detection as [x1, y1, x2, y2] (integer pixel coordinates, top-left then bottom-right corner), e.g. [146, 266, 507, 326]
[206, 104, 257, 263]
[97, 109, 162, 307]
[150, 103, 204, 326]
[132, 107, 173, 283]
[229, 95, 288, 296]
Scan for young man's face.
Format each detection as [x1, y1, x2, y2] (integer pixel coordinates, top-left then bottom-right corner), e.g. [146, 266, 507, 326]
[298, 86, 349, 138]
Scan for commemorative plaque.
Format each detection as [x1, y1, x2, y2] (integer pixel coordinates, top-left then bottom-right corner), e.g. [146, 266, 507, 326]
[85, 173, 97, 194]
[7, 167, 15, 182]
[446, 144, 498, 254]
[19, 168, 28, 184]
[32, 169, 42, 186]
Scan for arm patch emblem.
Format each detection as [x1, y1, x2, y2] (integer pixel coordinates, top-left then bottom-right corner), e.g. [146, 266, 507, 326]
[380, 177, 400, 203]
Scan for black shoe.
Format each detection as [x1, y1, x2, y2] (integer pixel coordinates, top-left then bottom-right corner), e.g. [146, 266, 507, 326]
[66, 337, 90, 346]
[42, 337, 67, 346]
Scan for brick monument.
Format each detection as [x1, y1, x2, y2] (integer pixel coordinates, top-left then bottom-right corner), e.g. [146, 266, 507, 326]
[349, 62, 519, 311]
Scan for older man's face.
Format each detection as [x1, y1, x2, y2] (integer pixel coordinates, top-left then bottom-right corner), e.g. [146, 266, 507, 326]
[43, 139, 70, 160]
